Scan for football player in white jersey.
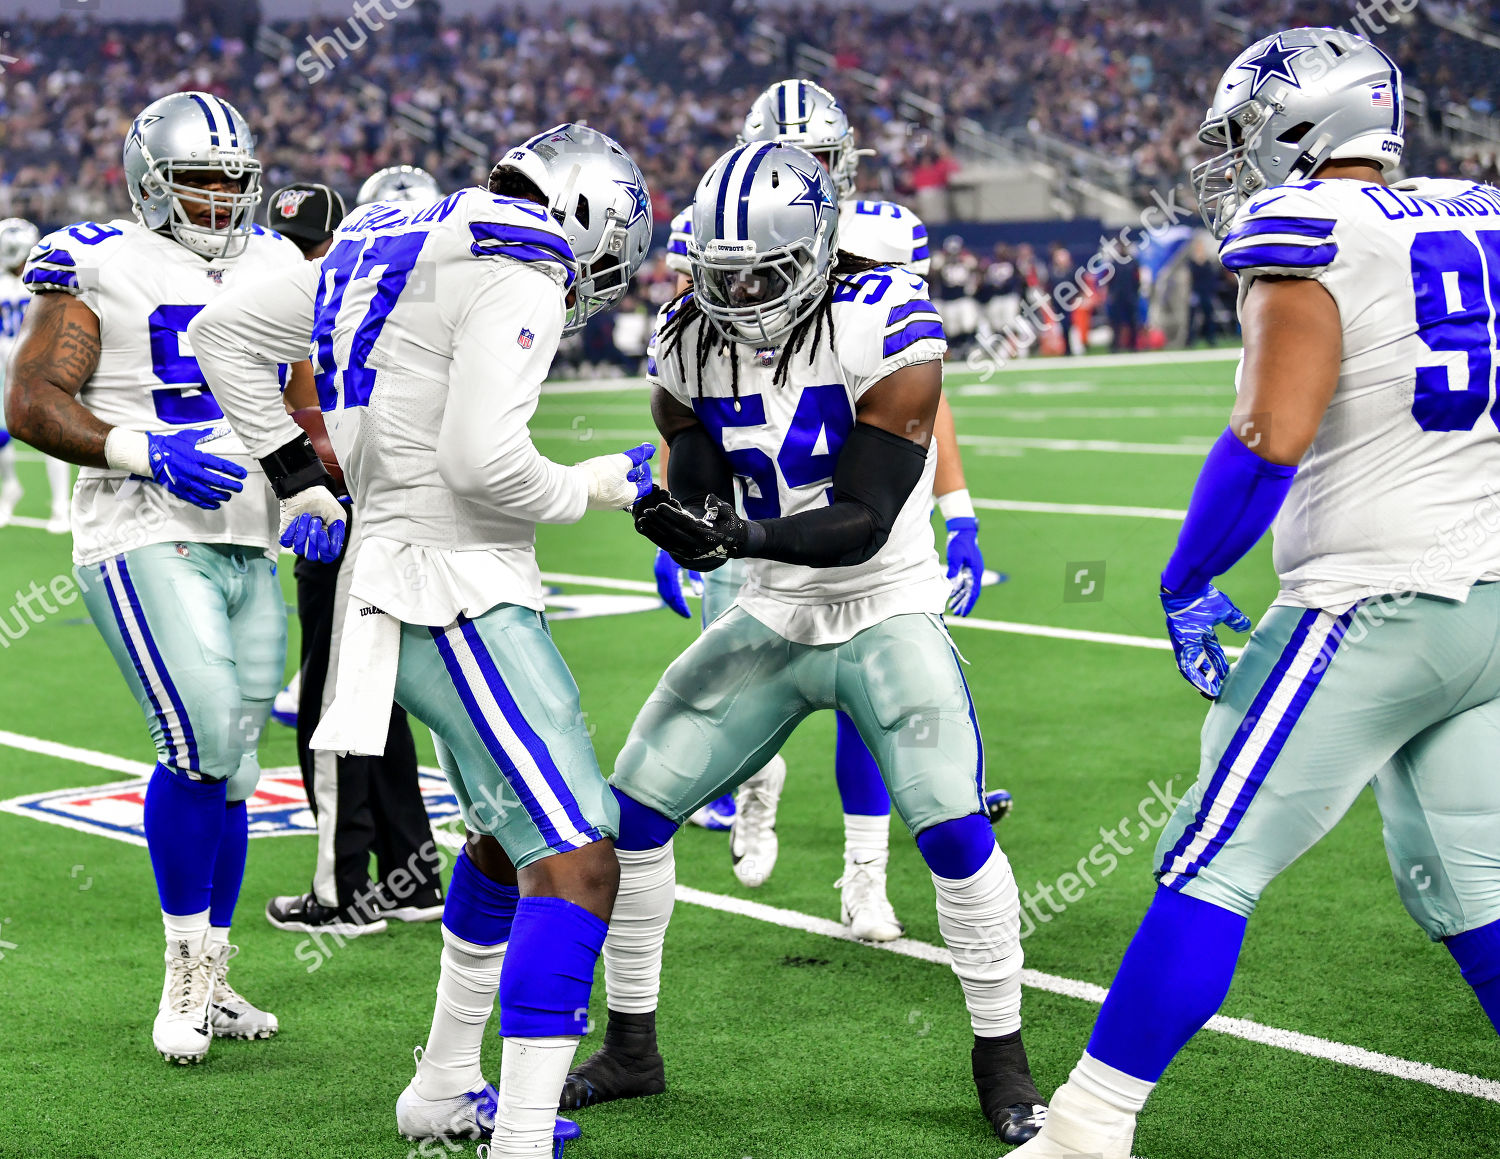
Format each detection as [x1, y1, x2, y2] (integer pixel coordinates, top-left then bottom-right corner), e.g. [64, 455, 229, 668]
[0, 217, 74, 530]
[189, 124, 657, 1155]
[562, 142, 1046, 1144]
[654, 79, 995, 943]
[1014, 29, 1500, 1158]
[2, 92, 302, 1065]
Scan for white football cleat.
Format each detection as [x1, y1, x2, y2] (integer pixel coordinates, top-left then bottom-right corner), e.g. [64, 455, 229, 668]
[837, 854, 904, 942]
[730, 754, 786, 887]
[1007, 1080, 1136, 1159]
[397, 1071, 497, 1141]
[209, 944, 279, 1039]
[153, 938, 215, 1064]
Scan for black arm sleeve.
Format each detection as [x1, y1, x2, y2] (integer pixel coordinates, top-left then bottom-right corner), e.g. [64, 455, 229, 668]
[665, 421, 735, 509]
[748, 422, 928, 568]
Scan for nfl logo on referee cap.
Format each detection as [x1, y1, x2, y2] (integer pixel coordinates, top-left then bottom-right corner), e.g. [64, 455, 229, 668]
[518, 327, 534, 349]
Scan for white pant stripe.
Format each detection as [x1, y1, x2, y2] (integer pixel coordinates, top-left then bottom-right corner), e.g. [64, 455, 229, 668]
[443, 625, 591, 850]
[1160, 610, 1343, 887]
[103, 558, 189, 768]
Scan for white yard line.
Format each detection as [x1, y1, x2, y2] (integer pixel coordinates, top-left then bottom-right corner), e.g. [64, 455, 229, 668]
[675, 886, 1500, 1104]
[538, 570, 1241, 659]
[959, 434, 1212, 455]
[974, 498, 1186, 521]
[4, 725, 1492, 1103]
[1, 514, 54, 531]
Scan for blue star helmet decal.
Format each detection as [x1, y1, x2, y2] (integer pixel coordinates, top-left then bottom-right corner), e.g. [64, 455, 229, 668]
[1232, 34, 1310, 97]
[615, 177, 650, 228]
[128, 113, 162, 151]
[786, 163, 831, 227]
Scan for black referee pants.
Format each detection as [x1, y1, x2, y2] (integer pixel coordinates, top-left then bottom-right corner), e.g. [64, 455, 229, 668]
[293, 518, 443, 912]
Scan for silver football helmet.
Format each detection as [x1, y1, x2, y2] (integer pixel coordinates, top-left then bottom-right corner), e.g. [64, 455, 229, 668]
[0, 218, 39, 273]
[123, 91, 262, 260]
[355, 165, 442, 206]
[689, 141, 839, 346]
[1192, 27, 1404, 237]
[741, 79, 864, 200]
[491, 124, 654, 334]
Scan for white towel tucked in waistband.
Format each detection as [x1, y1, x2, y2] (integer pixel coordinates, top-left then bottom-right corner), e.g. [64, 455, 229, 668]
[309, 597, 400, 757]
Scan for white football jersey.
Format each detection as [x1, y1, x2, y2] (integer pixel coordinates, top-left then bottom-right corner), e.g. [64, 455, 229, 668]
[837, 199, 930, 277]
[0, 268, 30, 384]
[649, 267, 949, 644]
[309, 188, 581, 623]
[23, 219, 300, 565]
[1221, 177, 1500, 607]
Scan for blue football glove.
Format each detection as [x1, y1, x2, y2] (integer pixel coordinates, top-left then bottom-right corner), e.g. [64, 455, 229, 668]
[653, 548, 702, 618]
[1161, 584, 1252, 699]
[945, 516, 984, 617]
[145, 427, 247, 510]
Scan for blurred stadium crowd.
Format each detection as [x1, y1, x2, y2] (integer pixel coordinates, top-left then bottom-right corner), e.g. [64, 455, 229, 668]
[3, 0, 1500, 368]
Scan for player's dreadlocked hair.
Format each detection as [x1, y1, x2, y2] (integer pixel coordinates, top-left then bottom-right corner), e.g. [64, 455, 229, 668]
[656, 253, 883, 397]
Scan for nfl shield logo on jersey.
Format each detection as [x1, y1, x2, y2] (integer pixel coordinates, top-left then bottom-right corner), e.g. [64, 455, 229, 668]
[518, 327, 535, 349]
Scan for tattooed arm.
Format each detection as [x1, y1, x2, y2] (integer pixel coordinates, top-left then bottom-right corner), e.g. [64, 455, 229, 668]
[3, 292, 107, 467]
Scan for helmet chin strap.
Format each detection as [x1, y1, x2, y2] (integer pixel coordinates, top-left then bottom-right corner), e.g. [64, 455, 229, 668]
[1289, 132, 1335, 182]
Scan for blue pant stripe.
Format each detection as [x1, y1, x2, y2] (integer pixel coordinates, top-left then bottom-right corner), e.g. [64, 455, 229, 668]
[100, 563, 180, 768]
[456, 619, 599, 843]
[116, 557, 199, 770]
[1159, 609, 1320, 876]
[430, 625, 567, 849]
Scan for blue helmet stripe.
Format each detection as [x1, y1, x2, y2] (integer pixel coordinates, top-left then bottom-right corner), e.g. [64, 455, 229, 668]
[797, 80, 807, 119]
[714, 150, 738, 239]
[189, 93, 220, 147]
[215, 97, 240, 147]
[776, 82, 788, 128]
[736, 142, 776, 241]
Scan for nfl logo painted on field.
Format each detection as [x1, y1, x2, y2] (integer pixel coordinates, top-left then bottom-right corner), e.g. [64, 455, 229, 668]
[518, 327, 535, 349]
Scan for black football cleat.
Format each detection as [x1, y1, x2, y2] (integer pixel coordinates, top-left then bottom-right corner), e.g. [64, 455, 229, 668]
[558, 1010, 666, 1110]
[973, 1031, 1048, 1145]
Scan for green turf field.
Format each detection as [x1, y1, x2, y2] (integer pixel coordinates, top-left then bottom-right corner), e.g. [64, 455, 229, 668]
[1, 349, 1496, 1159]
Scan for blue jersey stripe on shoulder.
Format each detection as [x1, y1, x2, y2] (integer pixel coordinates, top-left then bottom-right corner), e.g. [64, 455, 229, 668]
[887, 299, 938, 327]
[469, 221, 574, 262]
[1223, 215, 1336, 245]
[882, 319, 945, 358]
[23, 267, 79, 289]
[666, 236, 688, 255]
[911, 244, 930, 261]
[1221, 241, 1338, 272]
[35, 247, 75, 267]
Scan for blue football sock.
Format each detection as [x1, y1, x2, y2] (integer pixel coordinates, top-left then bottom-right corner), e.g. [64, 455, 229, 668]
[1086, 886, 1247, 1081]
[499, 896, 607, 1038]
[916, 813, 997, 879]
[1447, 918, 1500, 1033]
[208, 799, 248, 928]
[835, 712, 891, 816]
[442, 848, 520, 946]
[143, 762, 227, 916]
[613, 788, 679, 851]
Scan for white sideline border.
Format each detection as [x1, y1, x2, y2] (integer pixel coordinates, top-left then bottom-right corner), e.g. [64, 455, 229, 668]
[0, 726, 1491, 1105]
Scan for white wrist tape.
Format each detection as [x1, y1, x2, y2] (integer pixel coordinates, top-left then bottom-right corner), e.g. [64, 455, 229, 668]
[937, 487, 976, 523]
[104, 428, 151, 476]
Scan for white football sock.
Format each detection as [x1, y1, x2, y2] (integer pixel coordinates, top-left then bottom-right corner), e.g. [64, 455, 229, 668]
[489, 1036, 577, 1156]
[413, 927, 506, 1100]
[603, 842, 675, 1014]
[206, 925, 230, 952]
[931, 845, 1023, 1036]
[1032, 1070, 1140, 1159]
[843, 812, 891, 864]
[1072, 1051, 1155, 1114]
[0, 443, 17, 487]
[44, 455, 71, 514]
[162, 909, 210, 954]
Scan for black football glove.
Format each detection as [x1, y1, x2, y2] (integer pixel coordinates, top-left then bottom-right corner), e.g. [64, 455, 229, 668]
[631, 488, 754, 571]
